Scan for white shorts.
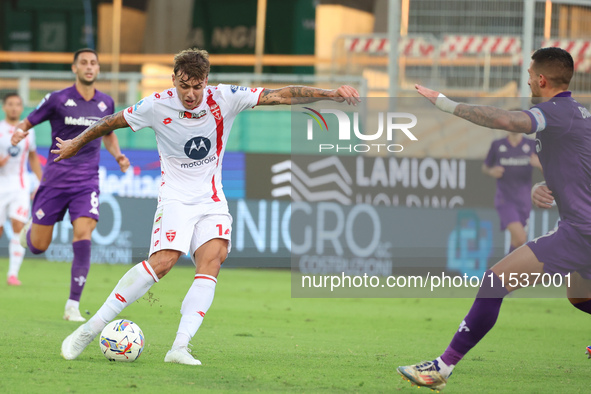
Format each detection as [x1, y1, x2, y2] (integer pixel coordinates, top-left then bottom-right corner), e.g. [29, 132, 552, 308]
[0, 190, 30, 226]
[149, 200, 233, 264]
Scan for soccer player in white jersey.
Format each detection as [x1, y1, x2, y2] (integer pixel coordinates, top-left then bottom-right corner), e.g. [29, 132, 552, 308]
[53, 48, 360, 365]
[0, 93, 42, 285]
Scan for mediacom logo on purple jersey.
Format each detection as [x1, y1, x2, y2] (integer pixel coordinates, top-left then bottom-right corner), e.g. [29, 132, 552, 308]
[304, 108, 418, 153]
[64, 116, 102, 127]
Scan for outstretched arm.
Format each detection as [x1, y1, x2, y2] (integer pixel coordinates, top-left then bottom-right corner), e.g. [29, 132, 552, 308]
[415, 84, 532, 133]
[258, 85, 360, 106]
[51, 111, 128, 162]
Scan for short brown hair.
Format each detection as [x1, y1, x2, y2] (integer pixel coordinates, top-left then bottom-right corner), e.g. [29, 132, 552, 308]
[173, 48, 210, 82]
[73, 48, 98, 64]
[2, 92, 21, 105]
[531, 47, 574, 87]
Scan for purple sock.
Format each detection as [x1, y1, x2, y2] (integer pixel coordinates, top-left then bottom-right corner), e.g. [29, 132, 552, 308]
[69, 240, 92, 302]
[440, 270, 509, 366]
[26, 230, 45, 255]
[572, 299, 591, 315]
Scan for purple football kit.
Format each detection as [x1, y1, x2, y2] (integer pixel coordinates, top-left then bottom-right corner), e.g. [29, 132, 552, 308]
[523, 91, 591, 279]
[27, 85, 114, 225]
[484, 137, 536, 230]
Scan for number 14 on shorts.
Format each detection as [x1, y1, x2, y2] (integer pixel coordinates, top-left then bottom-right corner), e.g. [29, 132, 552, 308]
[216, 224, 230, 236]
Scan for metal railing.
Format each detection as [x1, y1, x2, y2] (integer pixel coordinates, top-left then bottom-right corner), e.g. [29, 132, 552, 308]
[0, 71, 368, 107]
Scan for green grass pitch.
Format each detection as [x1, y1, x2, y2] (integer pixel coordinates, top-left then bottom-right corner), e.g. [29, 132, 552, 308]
[0, 258, 589, 393]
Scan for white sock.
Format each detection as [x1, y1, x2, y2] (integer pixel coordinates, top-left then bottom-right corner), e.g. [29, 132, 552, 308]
[435, 357, 455, 378]
[87, 261, 158, 334]
[172, 274, 217, 349]
[8, 237, 25, 277]
[65, 299, 80, 310]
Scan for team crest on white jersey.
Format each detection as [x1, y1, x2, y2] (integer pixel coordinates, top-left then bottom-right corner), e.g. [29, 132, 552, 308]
[166, 230, 176, 242]
[64, 99, 77, 107]
[209, 103, 222, 121]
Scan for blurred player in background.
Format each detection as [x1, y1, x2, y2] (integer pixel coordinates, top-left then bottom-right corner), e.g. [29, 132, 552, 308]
[483, 130, 542, 253]
[397, 47, 591, 390]
[0, 93, 42, 285]
[53, 48, 360, 365]
[11, 49, 130, 321]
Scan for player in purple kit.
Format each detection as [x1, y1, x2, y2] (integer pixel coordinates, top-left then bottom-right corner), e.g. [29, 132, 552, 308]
[394, 47, 591, 390]
[11, 49, 130, 321]
[483, 132, 541, 253]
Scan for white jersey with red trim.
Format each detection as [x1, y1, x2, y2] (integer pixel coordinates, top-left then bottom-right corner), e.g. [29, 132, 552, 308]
[0, 120, 36, 194]
[123, 84, 263, 205]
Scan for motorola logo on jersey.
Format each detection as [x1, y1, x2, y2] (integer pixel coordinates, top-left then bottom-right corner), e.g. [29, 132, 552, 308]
[8, 145, 20, 157]
[184, 137, 211, 160]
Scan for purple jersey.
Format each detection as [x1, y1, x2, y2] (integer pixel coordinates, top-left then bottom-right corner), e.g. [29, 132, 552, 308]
[524, 91, 591, 235]
[27, 85, 114, 188]
[484, 137, 536, 208]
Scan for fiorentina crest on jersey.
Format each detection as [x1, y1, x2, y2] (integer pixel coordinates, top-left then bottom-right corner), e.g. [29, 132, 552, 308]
[166, 230, 176, 242]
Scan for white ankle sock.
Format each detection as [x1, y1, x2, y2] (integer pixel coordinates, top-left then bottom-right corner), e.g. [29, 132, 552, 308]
[65, 299, 80, 310]
[435, 357, 455, 378]
[8, 237, 25, 277]
[172, 274, 217, 348]
[87, 261, 158, 334]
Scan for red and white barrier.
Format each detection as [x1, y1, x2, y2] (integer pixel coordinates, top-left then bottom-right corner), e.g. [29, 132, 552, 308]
[344, 36, 435, 57]
[542, 39, 591, 72]
[344, 34, 591, 72]
[440, 35, 521, 57]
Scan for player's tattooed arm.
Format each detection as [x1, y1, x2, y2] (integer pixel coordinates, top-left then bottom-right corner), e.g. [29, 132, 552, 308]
[415, 84, 532, 133]
[51, 111, 129, 162]
[258, 85, 360, 105]
[454, 104, 532, 133]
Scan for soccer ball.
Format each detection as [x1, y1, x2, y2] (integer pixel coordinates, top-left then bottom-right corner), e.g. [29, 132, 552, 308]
[99, 319, 144, 362]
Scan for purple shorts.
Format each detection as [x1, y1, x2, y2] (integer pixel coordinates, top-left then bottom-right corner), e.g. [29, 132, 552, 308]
[496, 202, 530, 231]
[527, 220, 591, 280]
[31, 185, 100, 225]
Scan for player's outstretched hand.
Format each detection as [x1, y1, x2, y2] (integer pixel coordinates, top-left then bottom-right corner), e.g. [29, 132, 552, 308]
[415, 84, 441, 104]
[117, 154, 130, 173]
[531, 182, 554, 209]
[332, 85, 361, 106]
[51, 137, 78, 162]
[10, 128, 29, 146]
